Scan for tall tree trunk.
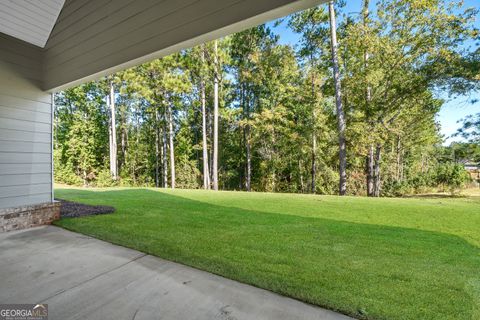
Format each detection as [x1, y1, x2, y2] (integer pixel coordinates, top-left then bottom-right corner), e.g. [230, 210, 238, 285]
[311, 71, 317, 194]
[238, 122, 244, 191]
[328, 1, 347, 195]
[160, 127, 165, 187]
[311, 131, 317, 194]
[155, 108, 160, 188]
[363, 3, 372, 124]
[299, 159, 305, 193]
[367, 144, 374, 196]
[363, 0, 374, 197]
[168, 103, 175, 189]
[109, 80, 118, 180]
[212, 40, 219, 191]
[363, 0, 371, 101]
[162, 114, 168, 188]
[209, 106, 214, 185]
[373, 144, 382, 197]
[133, 110, 140, 184]
[244, 86, 252, 192]
[120, 117, 127, 174]
[108, 120, 113, 177]
[270, 130, 277, 192]
[117, 105, 127, 174]
[396, 136, 402, 182]
[201, 47, 210, 189]
[245, 126, 252, 192]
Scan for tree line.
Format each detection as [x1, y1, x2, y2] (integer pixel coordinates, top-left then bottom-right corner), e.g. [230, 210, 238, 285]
[54, 0, 478, 196]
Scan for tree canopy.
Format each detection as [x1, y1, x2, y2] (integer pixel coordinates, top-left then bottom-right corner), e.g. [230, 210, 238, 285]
[54, 0, 478, 195]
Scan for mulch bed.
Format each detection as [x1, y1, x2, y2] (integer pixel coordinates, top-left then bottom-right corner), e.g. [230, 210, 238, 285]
[56, 199, 115, 218]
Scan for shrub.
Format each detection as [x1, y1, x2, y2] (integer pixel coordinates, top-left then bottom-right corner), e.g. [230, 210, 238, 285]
[175, 159, 201, 189]
[434, 163, 471, 194]
[95, 169, 118, 187]
[316, 167, 341, 195]
[54, 164, 83, 186]
[382, 180, 414, 197]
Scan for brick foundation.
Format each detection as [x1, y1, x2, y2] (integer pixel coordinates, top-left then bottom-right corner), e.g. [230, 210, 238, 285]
[0, 202, 61, 232]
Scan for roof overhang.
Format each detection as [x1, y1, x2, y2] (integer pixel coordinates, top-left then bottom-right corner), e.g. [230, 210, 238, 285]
[1, 0, 326, 92]
[0, 0, 65, 48]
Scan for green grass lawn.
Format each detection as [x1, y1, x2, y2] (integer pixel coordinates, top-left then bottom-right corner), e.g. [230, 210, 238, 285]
[54, 187, 480, 320]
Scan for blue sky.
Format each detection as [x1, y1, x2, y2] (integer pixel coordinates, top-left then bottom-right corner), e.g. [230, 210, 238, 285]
[267, 0, 479, 145]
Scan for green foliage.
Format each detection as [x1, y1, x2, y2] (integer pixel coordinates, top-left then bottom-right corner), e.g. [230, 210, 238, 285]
[54, 158, 83, 186]
[175, 160, 201, 189]
[382, 163, 471, 197]
[434, 163, 471, 193]
[95, 170, 118, 188]
[314, 166, 339, 194]
[382, 180, 414, 197]
[53, 0, 477, 196]
[456, 113, 480, 143]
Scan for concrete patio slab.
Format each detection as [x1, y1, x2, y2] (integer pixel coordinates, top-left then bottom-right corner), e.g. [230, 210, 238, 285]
[0, 226, 353, 320]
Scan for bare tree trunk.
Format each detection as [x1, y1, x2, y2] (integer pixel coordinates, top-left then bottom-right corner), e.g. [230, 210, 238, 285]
[208, 106, 214, 185]
[162, 114, 168, 188]
[245, 126, 251, 192]
[134, 110, 140, 184]
[155, 108, 160, 188]
[363, 0, 374, 197]
[120, 119, 127, 174]
[311, 132, 317, 194]
[396, 136, 402, 182]
[244, 86, 252, 192]
[109, 80, 118, 180]
[212, 40, 219, 191]
[311, 72, 317, 194]
[373, 144, 382, 197]
[367, 144, 374, 196]
[201, 47, 210, 189]
[328, 1, 347, 195]
[108, 119, 113, 177]
[363, 0, 371, 103]
[238, 127, 244, 191]
[160, 127, 165, 187]
[168, 103, 175, 189]
[299, 159, 305, 193]
[117, 103, 128, 174]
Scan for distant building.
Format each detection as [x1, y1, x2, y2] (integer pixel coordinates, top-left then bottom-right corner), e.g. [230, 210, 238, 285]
[464, 163, 480, 171]
[464, 162, 480, 185]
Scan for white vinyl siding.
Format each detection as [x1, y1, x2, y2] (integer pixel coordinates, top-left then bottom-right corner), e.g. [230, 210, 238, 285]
[0, 0, 65, 47]
[0, 35, 52, 209]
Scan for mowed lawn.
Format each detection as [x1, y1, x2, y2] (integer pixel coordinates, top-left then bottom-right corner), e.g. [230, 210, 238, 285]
[54, 187, 480, 320]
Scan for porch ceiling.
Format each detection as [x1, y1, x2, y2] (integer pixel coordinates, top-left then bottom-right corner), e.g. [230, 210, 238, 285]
[0, 0, 326, 92]
[0, 0, 65, 48]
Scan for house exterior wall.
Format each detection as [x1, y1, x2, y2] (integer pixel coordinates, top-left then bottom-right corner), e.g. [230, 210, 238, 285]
[43, 0, 324, 91]
[0, 34, 53, 210]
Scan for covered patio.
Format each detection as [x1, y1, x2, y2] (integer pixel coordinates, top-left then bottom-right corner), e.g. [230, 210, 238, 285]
[0, 226, 350, 319]
[0, 0, 352, 319]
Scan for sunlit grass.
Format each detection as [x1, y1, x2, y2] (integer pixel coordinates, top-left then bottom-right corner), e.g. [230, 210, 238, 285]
[55, 187, 480, 320]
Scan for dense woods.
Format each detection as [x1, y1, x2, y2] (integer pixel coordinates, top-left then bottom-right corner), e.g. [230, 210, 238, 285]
[54, 0, 479, 196]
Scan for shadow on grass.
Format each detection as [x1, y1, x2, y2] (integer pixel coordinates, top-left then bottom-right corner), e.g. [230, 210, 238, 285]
[54, 188, 480, 320]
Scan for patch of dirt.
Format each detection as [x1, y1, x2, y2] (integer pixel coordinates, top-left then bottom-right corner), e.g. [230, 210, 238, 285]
[56, 199, 115, 218]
